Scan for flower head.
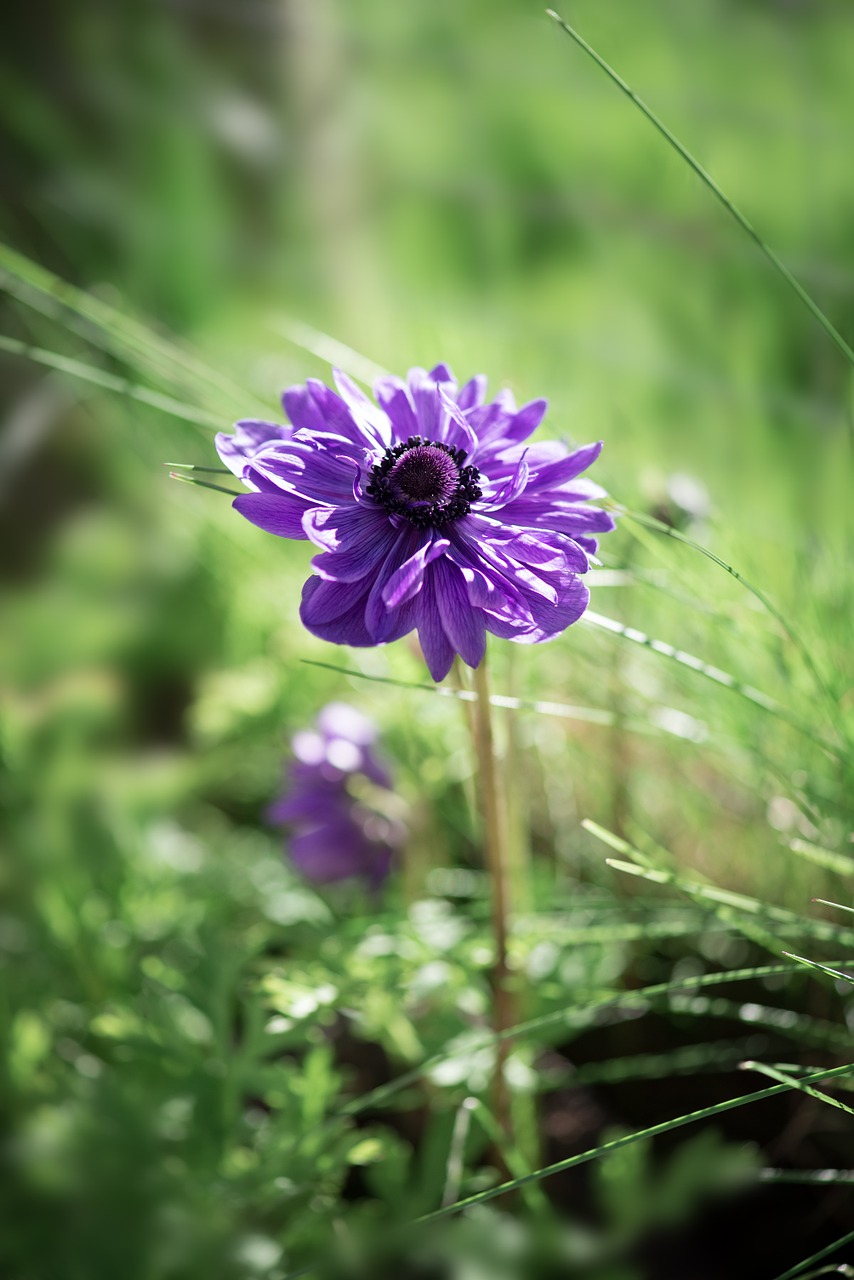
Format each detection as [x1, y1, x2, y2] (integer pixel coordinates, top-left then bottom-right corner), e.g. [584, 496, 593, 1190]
[267, 702, 402, 888]
[217, 364, 614, 681]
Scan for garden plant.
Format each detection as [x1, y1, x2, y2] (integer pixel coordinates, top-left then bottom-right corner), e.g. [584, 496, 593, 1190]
[2, 3, 854, 1278]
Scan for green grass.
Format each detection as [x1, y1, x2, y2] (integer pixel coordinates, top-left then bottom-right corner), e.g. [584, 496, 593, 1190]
[2, 0, 854, 1276]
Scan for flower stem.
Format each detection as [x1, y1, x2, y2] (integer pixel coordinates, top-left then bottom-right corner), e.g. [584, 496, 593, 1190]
[471, 655, 514, 1138]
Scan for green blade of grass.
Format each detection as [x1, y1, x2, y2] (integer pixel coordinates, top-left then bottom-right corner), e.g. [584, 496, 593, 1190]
[168, 472, 242, 498]
[814, 900, 854, 916]
[441, 1098, 476, 1209]
[771, 1230, 854, 1280]
[0, 240, 265, 414]
[782, 952, 854, 987]
[741, 1061, 854, 1119]
[604, 856, 854, 950]
[669, 994, 851, 1054]
[585, 819, 854, 949]
[544, 1038, 760, 1090]
[760, 1170, 854, 1186]
[268, 314, 392, 387]
[299, 658, 705, 741]
[164, 463, 232, 474]
[787, 1268, 854, 1280]
[615, 506, 843, 733]
[412, 1061, 854, 1226]
[466, 1098, 551, 1218]
[0, 332, 222, 429]
[789, 840, 854, 878]
[546, 10, 854, 369]
[335, 961, 819, 1121]
[582, 610, 838, 753]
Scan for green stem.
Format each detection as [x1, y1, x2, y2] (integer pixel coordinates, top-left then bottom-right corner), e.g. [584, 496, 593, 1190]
[546, 9, 854, 369]
[471, 655, 513, 1139]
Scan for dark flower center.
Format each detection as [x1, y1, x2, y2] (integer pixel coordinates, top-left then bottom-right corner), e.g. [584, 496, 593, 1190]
[366, 436, 482, 528]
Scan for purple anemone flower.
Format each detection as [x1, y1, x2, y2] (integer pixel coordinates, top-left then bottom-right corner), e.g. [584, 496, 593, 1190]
[217, 364, 615, 681]
[267, 703, 402, 888]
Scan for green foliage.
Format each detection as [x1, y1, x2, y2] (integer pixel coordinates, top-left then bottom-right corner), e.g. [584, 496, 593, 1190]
[3, 0, 854, 1276]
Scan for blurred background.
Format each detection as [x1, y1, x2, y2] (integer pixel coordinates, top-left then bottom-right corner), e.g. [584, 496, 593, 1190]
[2, 1, 854, 1277]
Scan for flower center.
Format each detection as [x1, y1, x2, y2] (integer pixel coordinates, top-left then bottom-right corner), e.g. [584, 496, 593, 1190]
[366, 436, 482, 528]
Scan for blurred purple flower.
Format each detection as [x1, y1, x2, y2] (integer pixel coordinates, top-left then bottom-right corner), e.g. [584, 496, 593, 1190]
[268, 703, 402, 888]
[217, 365, 614, 681]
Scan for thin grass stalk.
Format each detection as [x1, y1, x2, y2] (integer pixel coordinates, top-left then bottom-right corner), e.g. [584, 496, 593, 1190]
[413, 1061, 854, 1227]
[0, 333, 223, 430]
[546, 10, 854, 370]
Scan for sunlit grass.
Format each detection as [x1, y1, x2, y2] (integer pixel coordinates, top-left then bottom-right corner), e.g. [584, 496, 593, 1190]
[2, 0, 854, 1275]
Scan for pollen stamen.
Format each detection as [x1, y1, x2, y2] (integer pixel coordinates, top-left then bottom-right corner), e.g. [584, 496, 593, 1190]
[366, 436, 482, 528]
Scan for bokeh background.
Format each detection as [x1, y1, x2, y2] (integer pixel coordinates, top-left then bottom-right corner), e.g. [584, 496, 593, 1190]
[2, 1, 854, 1277]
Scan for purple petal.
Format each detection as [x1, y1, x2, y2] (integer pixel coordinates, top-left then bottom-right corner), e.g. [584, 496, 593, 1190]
[437, 386, 479, 455]
[365, 531, 425, 642]
[374, 377, 418, 441]
[408, 369, 444, 440]
[456, 375, 487, 410]
[500, 499, 616, 536]
[525, 442, 603, 491]
[290, 821, 383, 884]
[496, 530, 589, 575]
[310, 523, 398, 583]
[316, 701, 378, 747]
[478, 572, 589, 644]
[216, 420, 293, 476]
[299, 577, 374, 646]
[415, 583, 456, 682]
[480, 450, 529, 508]
[573, 534, 601, 554]
[446, 524, 534, 622]
[282, 385, 329, 434]
[506, 398, 547, 443]
[481, 611, 532, 640]
[300, 576, 369, 626]
[303, 379, 387, 452]
[304, 506, 396, 582]
[332, 368, 393, 448]
[515, 575, 590, 642]
[468, 396, 545, 465]
[432, 558, 486, 669]
[233, 491, 312, 539]
[250, 440, 360, 505]
[381, 535, 451, 609]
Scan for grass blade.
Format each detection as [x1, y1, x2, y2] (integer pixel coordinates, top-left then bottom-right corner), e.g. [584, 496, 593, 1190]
[760, 1170, 854, 1186]
[299, 658, 705, 740]
[782, 952, 854, 988]
[582, 610, 838, 753]
[616, 506, 843, 732]
[168, 472, 242, 498]
[0, 332, 222, 429]
[546, 10, 854, 369]
[771, 1230, 854, 1280]
[269, 314, 392, 387]
[336, 961, 820, 1122]
[584, 820, 854, 949]
[412, 1061, 854, 1225]
[789, 841, 854, 878]
[741, 1061, 854, 1119]
[0, 240, 265, 413]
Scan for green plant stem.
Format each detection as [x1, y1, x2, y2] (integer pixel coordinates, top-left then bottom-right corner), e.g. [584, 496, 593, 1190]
[471, 656, 514, 1139]
[546, 9, 854, 369]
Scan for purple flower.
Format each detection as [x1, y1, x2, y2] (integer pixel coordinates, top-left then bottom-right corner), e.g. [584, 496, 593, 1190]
[267, 703, 402, 888]
[217, 365, 614, 681]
